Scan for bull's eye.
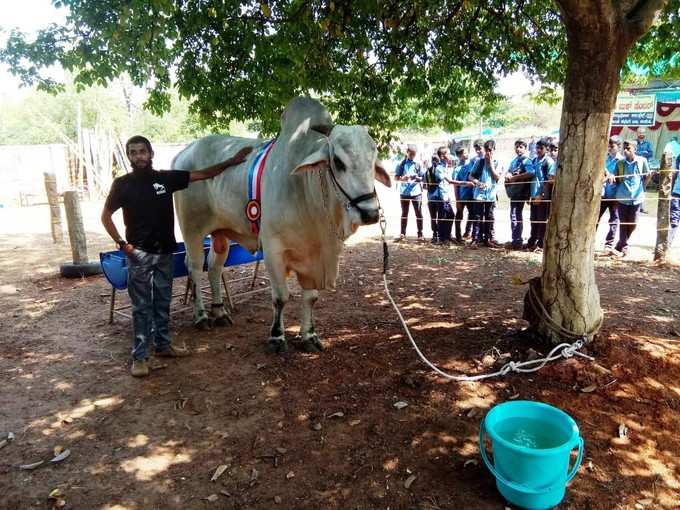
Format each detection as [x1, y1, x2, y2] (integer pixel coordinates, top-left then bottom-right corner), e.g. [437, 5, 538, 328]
[333, 155, 346, 172]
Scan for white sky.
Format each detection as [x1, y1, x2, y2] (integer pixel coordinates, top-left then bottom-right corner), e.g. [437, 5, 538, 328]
[0, 1, 537, 100]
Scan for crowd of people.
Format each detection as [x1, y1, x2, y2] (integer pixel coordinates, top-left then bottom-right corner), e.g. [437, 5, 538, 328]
[392, 128, 680, 257]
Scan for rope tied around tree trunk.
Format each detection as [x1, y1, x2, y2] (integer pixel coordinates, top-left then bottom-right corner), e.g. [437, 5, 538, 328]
[525, 277, 603, 340]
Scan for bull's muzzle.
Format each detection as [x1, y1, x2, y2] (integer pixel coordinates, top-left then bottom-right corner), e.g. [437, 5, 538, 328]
[360, 208, 380, 225]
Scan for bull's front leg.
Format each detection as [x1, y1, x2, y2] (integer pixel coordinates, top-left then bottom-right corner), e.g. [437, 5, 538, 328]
[265, 252, 289, 354]
[300, 288, 324, 353]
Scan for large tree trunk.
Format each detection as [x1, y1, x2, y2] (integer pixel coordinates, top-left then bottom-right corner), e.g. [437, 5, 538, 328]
[527, 0, 666, 344]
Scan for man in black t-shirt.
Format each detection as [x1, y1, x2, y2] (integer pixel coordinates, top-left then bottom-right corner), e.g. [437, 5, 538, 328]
[102, 135, 251, 377]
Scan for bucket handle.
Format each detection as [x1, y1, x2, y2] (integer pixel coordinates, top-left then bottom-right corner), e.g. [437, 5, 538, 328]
[479, 424, 584, 495]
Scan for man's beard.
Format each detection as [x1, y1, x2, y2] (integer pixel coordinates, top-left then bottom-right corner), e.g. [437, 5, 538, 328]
[131, 161, 152, 172]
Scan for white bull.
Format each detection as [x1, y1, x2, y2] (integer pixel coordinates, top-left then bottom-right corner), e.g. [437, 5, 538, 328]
[173, 97, 391, 353]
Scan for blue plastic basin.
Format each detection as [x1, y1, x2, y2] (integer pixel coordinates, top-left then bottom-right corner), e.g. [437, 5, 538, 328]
[100, 239, 263, 291]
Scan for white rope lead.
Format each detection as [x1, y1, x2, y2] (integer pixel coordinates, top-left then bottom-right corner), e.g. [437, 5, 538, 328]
[381, 273, 595, 382]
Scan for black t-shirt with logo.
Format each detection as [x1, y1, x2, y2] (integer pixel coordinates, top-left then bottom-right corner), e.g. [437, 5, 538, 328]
[105, 169, 191, 254]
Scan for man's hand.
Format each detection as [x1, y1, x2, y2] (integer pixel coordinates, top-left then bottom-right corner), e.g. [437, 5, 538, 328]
[190, 146, 254, 182]
[230, 146, 253, 165]
[122, 243, 135, 256]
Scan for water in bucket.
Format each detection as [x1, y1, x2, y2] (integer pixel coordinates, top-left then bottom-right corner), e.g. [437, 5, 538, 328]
[480, 401, 584, 510]
[496, 417, 570, 450]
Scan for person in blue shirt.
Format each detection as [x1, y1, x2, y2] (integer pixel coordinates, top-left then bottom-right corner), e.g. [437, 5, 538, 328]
[597, 138, 623, 250]
[669, 155, 680, 248]
[613, 139, 650, 256]
[524, 139, 553, 252]
[470, 139, 484, 165]
[426, 149, 448, 243]
[453, 147, 475, 243]
[394, 145, 425, 242]
[503, 139, 532, 249]
[540, 140, 559, 214]
[434, 148, 456, 244]
[636, 128, 654, 161]
[468, 139, 502, 247]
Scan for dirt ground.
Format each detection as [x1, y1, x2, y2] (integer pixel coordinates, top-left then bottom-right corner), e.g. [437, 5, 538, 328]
[1, 201, 680, 510]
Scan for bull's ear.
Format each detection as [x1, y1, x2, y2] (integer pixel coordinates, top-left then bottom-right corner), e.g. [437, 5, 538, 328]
[291, 149, 329, 174]
[374, 160, 392, 187]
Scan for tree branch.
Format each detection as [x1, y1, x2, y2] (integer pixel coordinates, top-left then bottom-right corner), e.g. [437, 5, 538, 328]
[625, 0, 669, 39]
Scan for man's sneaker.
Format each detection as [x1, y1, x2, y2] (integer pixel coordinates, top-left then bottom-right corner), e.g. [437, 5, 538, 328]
[131, 359, 149, 377]
[417, 234, 425, 242]
[155, 346, 190, 358]
[394, 234, 406, 243]
[463, 233, 471, 240]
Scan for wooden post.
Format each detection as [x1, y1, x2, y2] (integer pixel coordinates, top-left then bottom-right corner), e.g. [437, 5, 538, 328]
[654, 150, 674, 263]
[43, 172, 63, 244]
[63, 190, 88, 264]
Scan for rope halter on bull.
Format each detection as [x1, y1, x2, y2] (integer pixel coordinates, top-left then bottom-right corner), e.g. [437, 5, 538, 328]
[317, 129, 381, 243]
[376, 209, 596, 383]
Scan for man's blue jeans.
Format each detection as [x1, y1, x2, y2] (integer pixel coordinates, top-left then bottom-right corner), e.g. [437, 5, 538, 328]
[597, 200, 619, 248]
[127, 249, 174, 360]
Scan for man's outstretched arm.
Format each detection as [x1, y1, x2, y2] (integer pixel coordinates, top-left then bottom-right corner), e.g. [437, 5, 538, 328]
[188, 146, 253, 182]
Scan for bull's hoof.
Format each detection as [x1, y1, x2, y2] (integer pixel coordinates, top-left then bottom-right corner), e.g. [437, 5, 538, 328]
[300, 334, 324, 353]
[266, 336, 288, 354]
[194, 316, 212, 330]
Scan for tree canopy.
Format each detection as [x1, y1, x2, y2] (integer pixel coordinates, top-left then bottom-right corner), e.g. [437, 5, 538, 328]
[2, 1, 675, 142]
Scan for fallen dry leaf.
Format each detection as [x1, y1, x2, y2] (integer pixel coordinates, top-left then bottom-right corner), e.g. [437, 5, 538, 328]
[50, 449, 71, 463]
[19, 460, 44, 470]
[205, 494, 218, 502]
[393, 401, 408, 410]
[464, 459, 478, 468]
[211, 464, 228, 482]
[581, 384, 597, 393]
[350, 419, 361, 426]
[286, 471, 295, 479]
[328, 411, 344, 418]
[274, 495, 282, 504]
[618, 423, 629, 439]
[53, 445, 64, 457]
[404, 474, 417, 489]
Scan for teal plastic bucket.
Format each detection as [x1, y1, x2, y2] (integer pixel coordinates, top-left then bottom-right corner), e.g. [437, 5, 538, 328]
[479, 401, 584, 510]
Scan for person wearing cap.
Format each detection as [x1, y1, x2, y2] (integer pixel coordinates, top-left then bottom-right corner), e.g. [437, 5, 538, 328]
[612, 139, 650, 257]
[636, 128, 654, 161]
[394, 145, 425, 241]
[504, 139, 532, 249]
[597, 138, 623, 251]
